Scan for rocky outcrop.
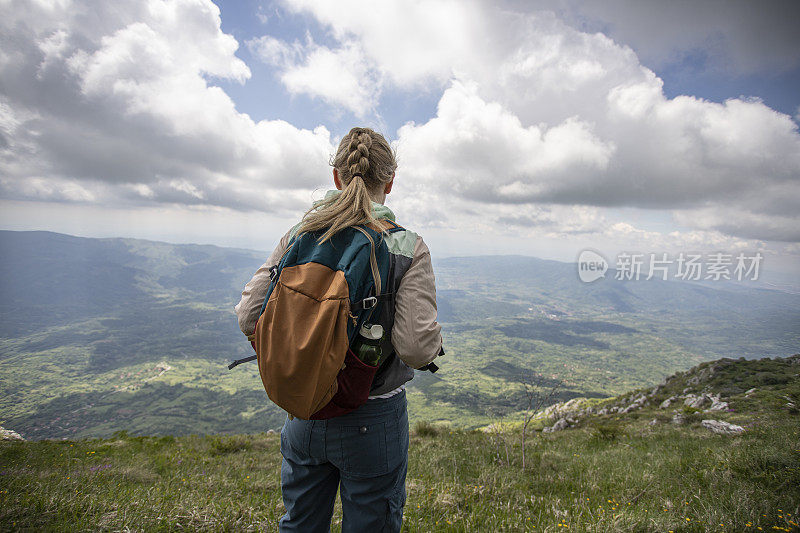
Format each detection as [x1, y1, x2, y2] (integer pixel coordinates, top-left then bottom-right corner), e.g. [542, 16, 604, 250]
[708, 397, 729, 411]
[0, 426, 24, 441]
[659, 392, 729, 412]
[540, 398, 588, 420]
[518, 354, 799, 435]
[620, 394, 648, 413]
[542, 417, 575, 433]
[701, 419, 745, 435]
[684, 394, 710, 409]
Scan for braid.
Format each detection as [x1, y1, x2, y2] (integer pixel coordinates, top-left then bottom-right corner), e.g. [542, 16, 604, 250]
[346, 131, 372, 180]
[298, 127, 397, 244]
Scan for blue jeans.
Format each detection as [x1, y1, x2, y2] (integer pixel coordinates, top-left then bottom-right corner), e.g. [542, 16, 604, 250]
[278, 390, 409, 533]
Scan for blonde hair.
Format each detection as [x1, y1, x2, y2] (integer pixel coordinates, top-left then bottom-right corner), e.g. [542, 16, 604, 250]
[298, 127, 397, 244]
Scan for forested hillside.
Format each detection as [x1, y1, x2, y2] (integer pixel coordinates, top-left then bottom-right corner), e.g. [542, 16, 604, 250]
[1, 230, 798, 439]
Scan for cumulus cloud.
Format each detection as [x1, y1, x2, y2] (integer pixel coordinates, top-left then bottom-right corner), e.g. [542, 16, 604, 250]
[395, 80, 614, 204]
[248, 33, 385, 118]
[2, 0, 799, 248]
[247, 35, 302, 67]
[282, 0, 485, 87]
[0, 0, 334, 213]
[279, 42, 380, 118]
[283, 0, 800, 243]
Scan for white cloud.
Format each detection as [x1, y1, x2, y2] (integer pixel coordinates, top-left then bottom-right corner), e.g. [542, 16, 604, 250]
[282, 0, 484, 87]
[280, 42, 380, 118]
[0, 0, 335, 213]
[247, 35, 301, 67]
[395, 80, 614, 203]
[279, 0, 800, 243]
[2, 0, 799, 250]
[256, 5, 271, 25]
[248, 31, 383, 118]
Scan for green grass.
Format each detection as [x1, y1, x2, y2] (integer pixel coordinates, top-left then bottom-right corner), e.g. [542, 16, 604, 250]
[2, 410, 798, 532]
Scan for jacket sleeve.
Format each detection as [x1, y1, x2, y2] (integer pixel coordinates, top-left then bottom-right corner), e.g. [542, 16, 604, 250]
[234, 228, 293, 337]
[391, 235, 443, 369]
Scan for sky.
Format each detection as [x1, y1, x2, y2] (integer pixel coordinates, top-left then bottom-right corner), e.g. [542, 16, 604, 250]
[1, 0, 799, 283]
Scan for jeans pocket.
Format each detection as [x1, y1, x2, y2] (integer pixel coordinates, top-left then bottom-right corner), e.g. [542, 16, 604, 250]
[340, 421, 389, 478]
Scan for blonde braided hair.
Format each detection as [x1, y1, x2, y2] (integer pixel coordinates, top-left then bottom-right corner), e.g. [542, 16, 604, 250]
[298, 127, 396, 244]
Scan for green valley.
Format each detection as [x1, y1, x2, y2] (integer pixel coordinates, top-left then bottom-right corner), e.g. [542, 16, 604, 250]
[1, 230, 798, 438]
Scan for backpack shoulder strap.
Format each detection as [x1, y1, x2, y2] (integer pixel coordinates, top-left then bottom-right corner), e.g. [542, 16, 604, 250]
[383, 219, 405, 232]
[352, 225, 381, 296]
[367, 218, 405, 233]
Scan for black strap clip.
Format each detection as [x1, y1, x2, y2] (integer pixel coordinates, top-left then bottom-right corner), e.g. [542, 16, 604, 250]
[419, 361, 439, 373]
[417, 346, 444, 373]
[228, 355, 257, 370]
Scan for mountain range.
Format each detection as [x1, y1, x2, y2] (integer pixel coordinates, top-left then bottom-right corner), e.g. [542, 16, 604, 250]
[1, 230, 798, 439]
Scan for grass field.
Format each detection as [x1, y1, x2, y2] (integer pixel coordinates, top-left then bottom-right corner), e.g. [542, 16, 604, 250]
[2, 374, 798, 532]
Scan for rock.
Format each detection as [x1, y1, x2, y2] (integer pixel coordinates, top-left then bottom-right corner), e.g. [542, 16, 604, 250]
[783, 395, 796, 411]
[701, 419, 745, 435]
[649, 419, 658, 426]
[543, 417, 570, 433]
[706, 400, 729, 412]
[745, 388, 757, 396]
[597, 408, 608, 416]
[660, 396, 677, 409]
[541, 398, 585, 420]
[684, 394, 711, 409]
[621, 398, 647, 413]
[671, 412, 686, 425]
[0, 426, 24, 441]
[266, 429, 276, 435]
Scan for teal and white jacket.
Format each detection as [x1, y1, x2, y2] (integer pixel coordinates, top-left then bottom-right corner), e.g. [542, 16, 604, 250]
[235, 190, 443, 396]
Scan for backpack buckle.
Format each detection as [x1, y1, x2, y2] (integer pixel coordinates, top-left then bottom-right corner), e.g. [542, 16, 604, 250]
[268, 265, 278, 282]
[361, 296, 378, 309]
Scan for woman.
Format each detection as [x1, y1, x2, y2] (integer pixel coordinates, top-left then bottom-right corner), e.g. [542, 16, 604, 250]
[235, 127, 443, 532]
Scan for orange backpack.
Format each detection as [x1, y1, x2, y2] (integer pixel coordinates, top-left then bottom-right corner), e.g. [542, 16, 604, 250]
[231, 221, 403, 419]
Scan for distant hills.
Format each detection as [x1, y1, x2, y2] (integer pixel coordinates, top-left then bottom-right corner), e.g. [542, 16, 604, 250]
[1, 230, 798, 439]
